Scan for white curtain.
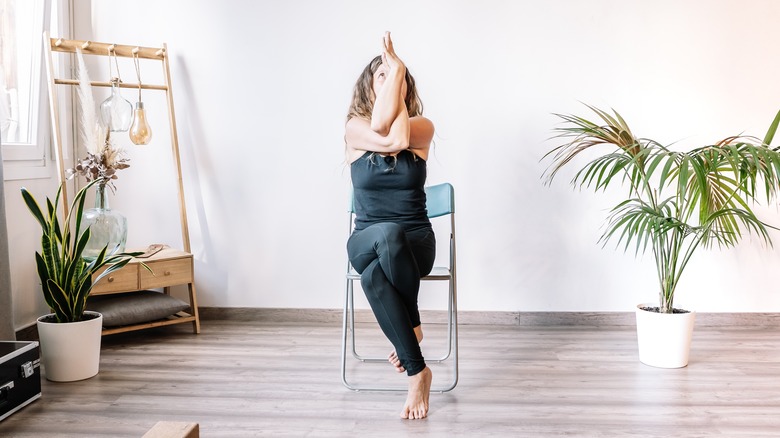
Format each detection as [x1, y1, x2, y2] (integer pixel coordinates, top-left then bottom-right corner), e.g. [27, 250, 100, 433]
[0, 139, 15, 340]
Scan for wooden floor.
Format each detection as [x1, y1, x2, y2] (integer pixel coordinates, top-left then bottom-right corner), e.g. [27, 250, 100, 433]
[2, 319, 780, 437]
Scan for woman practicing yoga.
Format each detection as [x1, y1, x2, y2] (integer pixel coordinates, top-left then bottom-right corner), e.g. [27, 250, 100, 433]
[344, 32, 436, 420]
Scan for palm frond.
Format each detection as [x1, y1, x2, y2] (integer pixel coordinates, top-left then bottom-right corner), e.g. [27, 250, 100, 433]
[764, 109, 780, 147]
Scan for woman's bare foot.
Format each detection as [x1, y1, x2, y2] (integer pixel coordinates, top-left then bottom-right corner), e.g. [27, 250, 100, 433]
[401, 366, 432, 419]
[389, 325, 424, 373]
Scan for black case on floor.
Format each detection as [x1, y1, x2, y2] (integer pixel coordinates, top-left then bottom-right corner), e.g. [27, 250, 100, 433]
[0, 341, 41, 422]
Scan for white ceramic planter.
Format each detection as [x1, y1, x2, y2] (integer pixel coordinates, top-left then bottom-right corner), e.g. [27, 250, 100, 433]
[635, 303, 696, 368]
[36, 311, 103, 382]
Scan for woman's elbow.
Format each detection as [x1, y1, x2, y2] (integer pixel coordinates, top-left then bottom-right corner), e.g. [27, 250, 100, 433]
[387, 138, 409, 152]
[370, 120, 392, 136]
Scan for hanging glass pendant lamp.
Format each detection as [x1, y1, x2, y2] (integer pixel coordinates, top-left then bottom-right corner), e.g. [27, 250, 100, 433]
[100, 77, 133, 132]
[99, 48, 132, 131]
[129, 51, 152, 145]
[129, 102, 152, 145]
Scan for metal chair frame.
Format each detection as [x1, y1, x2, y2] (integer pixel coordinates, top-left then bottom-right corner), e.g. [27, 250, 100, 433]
[341, 183, 458, 392]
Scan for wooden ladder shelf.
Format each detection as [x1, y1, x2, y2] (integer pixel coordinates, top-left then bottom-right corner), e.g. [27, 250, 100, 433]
[43, 33, 200, 335]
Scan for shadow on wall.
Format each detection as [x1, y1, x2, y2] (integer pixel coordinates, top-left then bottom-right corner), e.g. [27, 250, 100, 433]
[172, 57, 228, 305]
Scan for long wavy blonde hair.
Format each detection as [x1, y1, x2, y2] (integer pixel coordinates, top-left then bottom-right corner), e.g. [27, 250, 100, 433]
[347, 55, 424, 121]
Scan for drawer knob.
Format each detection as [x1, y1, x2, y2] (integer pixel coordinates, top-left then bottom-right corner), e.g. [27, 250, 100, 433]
[164, 271, 172, 276]
[107, 277, 114, 282]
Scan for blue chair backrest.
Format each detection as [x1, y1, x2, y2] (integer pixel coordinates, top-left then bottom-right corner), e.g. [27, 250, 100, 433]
[348, 183, 454, 219]
[425, 183, 455, 218]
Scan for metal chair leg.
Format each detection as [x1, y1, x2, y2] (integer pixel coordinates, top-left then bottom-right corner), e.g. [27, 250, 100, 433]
[340, 278, 352, 389]
[341, 275, 459, 393]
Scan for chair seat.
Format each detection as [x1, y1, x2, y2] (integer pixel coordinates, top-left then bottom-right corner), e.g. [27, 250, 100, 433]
[346, 266, 451, 281]
[424, 267, 452, 280]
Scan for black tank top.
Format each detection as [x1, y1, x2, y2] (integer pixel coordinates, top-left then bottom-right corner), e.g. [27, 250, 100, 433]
[351, 150, 430, 231]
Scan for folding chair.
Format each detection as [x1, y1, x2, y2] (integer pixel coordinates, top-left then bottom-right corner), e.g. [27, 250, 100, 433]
[341, 182, 458, 392]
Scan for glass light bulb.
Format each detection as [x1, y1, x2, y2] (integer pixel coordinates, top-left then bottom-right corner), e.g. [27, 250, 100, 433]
[100, 78, 133, 132]
[129, 102, 152, 145]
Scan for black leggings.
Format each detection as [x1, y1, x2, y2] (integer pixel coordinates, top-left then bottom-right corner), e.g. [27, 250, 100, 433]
[347, 223, 436, 376]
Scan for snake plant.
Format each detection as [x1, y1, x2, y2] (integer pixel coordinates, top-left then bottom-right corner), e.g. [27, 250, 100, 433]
[21, 180, 143, 323]
[544, 105, 780, 313]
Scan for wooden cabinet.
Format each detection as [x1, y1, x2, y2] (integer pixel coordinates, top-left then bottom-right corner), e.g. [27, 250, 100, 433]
[92, 249, 193, 294]
[44, 36, 201, 337]
[90, 248, 200, 335]
[91, 263, 139, 294]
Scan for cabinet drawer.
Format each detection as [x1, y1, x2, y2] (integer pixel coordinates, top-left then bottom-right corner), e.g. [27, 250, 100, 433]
[91, 264, 139, 294]
[141, 257, 193, 289]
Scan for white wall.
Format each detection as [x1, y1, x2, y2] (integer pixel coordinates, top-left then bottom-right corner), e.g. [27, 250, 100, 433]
[8, 0, 780, 329]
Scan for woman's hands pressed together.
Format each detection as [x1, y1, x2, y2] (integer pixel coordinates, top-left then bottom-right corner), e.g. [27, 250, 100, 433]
[345, 31, 433, 163]
[381, 31, 405, 77]
[370, 32, 408, 136]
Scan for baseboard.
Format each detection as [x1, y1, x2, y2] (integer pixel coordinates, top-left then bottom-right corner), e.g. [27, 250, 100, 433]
[15, 324, 38, 342]
[197, 307, 780, 327]
[18, 308, 779, 338]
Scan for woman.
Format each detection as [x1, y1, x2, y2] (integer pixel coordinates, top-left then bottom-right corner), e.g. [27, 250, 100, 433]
[345, 32, 436, 420]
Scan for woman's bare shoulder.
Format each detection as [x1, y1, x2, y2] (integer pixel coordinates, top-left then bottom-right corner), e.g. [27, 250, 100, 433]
[409, 116, 434, 156]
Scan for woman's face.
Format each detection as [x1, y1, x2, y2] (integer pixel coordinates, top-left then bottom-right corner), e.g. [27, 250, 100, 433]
[370, 63, 408, 103]
[371, 64, 388, 101]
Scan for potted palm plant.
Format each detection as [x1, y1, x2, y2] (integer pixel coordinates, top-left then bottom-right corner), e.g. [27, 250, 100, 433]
[543, 105, 780, 368]
[21, 179, 142, 381]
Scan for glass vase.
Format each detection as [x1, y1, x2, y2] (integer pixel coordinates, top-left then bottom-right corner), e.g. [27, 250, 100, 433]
[80, 182, 128, 261]
[99, 78, 133, 132]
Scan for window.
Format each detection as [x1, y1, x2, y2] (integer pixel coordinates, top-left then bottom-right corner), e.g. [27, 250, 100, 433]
[1, 0, 52, 179]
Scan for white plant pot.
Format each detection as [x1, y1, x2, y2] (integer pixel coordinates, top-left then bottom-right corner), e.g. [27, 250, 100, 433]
[36, 311, 103, 382]
[635, 303, 696, 368]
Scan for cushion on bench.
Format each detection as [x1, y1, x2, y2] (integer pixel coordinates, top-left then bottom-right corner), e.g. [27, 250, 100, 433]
[87, 291, 190, 327]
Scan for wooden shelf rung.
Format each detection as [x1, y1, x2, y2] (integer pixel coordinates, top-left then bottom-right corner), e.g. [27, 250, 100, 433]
[53, 78, 167, 91]
[49, 38, 165, 59]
